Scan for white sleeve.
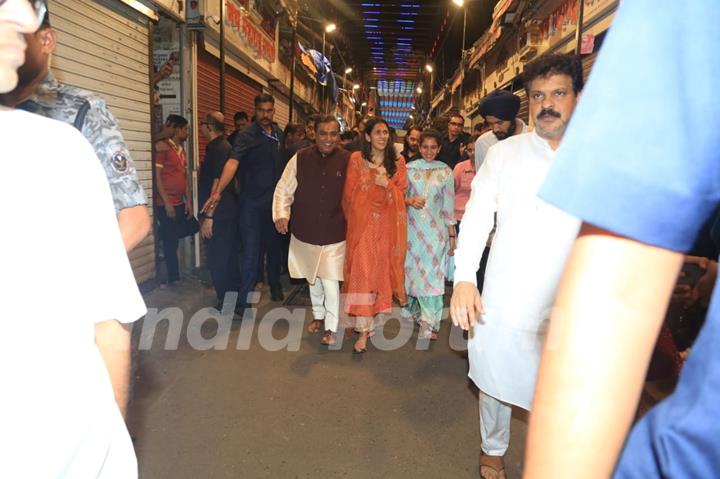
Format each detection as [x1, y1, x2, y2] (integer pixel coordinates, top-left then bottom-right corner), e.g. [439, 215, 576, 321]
[474, 136, 483, 171]
[272, 154, 298, 222]
[72, 135, 146, 324]
[454, 144, 502, 285]
[474, 133, 493, 171]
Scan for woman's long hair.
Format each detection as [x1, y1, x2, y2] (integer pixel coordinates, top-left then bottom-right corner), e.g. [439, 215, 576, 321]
[361, 117, 398, 177]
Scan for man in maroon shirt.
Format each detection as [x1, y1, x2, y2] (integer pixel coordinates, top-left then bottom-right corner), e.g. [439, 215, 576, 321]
[155, 115, 190, 284]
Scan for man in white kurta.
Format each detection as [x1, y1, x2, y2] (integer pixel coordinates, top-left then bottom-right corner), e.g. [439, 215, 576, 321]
[451, 54, 584, 478]
[273, 115, 350, 346]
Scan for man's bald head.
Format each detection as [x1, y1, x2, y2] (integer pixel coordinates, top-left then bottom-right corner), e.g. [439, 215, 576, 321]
[205, 111, 225, 133]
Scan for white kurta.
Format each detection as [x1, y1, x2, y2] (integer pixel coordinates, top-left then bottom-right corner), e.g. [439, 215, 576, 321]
[474, 118, 529, 171]
[455, 131, 581, 410]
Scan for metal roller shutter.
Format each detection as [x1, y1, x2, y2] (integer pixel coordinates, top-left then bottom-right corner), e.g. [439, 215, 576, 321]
[225, 69, 261, 132]
[197, 47, 261, 164]
[272, 92, 290, 130]
[197, 48, 219, 165]
[513, 87, 529, 125]
[582, 51, 599, 84]
[51, 0, 155, 283]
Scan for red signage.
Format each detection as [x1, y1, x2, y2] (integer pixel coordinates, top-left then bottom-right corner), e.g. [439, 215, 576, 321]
[226, 1, 276, 63]
[581, 33, 595, 54]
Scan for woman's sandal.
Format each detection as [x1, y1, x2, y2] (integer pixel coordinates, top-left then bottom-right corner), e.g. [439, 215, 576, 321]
[419, 323, 438, 341]
[353, 333, 368, 354]
[321, 330, 336, 346]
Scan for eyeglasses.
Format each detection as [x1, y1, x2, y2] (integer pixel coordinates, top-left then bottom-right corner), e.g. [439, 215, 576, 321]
[448, 121, 463, 127]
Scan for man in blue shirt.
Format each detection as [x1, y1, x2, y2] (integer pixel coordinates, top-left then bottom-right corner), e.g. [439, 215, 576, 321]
[204, 94, 286, 308]
[524, 1, 720, 477]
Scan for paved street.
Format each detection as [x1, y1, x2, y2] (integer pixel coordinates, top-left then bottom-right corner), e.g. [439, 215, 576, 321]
[128, 278, 528, 478]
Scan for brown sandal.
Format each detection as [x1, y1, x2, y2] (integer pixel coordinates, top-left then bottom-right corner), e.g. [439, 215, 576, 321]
[321, 330, 336, 346]
[480, 465, 506, 479]
[479, 460, 507, 479]
[307, 319, 323, 334]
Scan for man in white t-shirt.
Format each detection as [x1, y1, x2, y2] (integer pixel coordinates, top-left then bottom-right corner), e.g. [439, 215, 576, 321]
[0, 1, 146, 476]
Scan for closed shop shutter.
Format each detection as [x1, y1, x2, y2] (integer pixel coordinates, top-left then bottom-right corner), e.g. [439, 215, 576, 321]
[582, 51, 599, 84]
[197, 47, 220, 165]
[513, 87, 529, 125]
[51, 0, 155, 283]
[272, 92, 290, 130]
[225, 69, 261, 133]
[197, 47, 261, 164]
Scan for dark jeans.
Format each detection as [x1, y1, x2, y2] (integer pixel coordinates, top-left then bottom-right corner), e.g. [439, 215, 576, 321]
[156, 204, 186, 283]
[238, 200, 281, 306]
[207, 217, 240, 302]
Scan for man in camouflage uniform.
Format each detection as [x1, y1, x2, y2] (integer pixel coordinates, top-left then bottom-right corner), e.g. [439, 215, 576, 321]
[0, 7, 150, 252]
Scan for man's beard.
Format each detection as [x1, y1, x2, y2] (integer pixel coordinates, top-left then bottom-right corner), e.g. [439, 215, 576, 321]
[493, 118, 516, 140]
[404, 139, 419, 157]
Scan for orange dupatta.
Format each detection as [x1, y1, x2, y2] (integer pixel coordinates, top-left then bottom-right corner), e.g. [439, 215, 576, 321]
[342, 152, 408, 307]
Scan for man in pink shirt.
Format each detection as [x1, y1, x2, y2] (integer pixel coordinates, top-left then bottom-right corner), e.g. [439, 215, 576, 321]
[454, 134, 479, 222]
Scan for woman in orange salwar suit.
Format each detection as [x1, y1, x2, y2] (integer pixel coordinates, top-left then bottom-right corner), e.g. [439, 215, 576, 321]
[342, 117, 408, 353]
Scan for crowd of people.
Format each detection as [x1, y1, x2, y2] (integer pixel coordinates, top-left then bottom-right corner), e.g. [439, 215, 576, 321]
[2, 0, 719, 477]
[197, 96, 493, 352]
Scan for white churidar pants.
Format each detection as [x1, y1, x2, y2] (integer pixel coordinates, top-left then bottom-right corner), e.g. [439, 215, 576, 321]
[479, 390, 512, 456]
[308, 277, 340, 333]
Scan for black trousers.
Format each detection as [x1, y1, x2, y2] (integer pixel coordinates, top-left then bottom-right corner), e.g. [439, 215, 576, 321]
[156, 204, 186, 283]
[238, 200, 281, 306]
[206, 217, 240, 302]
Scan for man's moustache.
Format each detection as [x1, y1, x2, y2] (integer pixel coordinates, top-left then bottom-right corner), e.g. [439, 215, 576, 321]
[537, 109, 561, 119]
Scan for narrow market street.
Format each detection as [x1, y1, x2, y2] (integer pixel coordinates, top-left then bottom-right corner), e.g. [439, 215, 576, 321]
[127, 278, 529, 478]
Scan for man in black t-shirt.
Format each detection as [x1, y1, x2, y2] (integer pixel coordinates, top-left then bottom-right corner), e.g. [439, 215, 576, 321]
[199, 111, 238, 308]
[439, 111, 470, 169]
[203, 94, 286, 307]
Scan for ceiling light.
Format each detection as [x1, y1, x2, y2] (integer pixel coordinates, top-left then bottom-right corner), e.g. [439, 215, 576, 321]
[425, 64, 433, 73]
[353, 84, 360, 90]
[416, 86, 423, 94]
[452, 0, 464, 6]
[345, 67, 353, 74]
[325, 23, 337, 33]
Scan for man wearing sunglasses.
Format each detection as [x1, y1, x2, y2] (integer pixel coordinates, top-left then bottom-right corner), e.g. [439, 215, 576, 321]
[0, 0, 145, 477]
[439, 110, 470, 169]
[0, 2, 151, 253]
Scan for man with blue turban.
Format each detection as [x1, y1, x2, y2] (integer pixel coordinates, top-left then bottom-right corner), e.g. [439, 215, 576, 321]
[475, 90, 529, 170]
